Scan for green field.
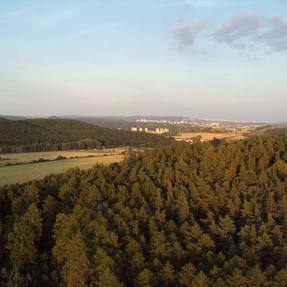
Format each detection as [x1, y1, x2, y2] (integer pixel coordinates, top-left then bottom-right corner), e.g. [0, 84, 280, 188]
[0, 154, 124, 186]
[0, 148, 126, 166]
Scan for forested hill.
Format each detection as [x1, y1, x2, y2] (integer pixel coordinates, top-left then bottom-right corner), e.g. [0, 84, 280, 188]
[265, 127, 287, 136]
[0, 118, 173, 153]
[1, 134, 287, 286]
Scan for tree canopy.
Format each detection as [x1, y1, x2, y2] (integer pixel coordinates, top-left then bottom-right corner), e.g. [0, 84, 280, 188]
[0, 134, 287, 286]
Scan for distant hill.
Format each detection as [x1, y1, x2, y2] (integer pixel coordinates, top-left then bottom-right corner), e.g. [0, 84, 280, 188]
[0, 118, 174, 153]
[265, 127, 287, 136]
[0, 115, 27, 121]
[63, 116, 187, 130]
[250, 124, 287, 136]
[67, 116, 136, 130]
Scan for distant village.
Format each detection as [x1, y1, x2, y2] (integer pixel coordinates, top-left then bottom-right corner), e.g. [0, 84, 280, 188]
[135, 118, 267, 132]
[130, 118, 270, 143]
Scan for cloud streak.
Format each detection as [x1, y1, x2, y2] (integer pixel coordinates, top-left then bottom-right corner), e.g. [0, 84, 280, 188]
[213, 13, 262, 49]
[258, 16, 287, 51]
[172, 19, 210, 47]
[172, 12, 287, 53]
[214, 14, 287, 52]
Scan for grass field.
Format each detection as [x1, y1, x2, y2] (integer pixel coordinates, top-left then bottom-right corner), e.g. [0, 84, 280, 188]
[0, 154, 125, 186]
[0, 148, 127, 166]
[174, 132, 246, 142]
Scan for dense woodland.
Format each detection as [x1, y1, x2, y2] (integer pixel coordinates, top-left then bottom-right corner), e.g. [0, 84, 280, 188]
[1, 134, 287, 286]
[266, 128, 287, 137]
[0, 118, 173, 153]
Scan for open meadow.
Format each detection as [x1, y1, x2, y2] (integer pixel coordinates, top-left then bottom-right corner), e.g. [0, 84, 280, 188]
[174, 132, 246, 142]
[0, 149, 126, 186]
[0, 148, 127, 166]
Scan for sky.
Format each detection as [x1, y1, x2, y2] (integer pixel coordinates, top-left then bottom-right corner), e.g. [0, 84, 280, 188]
[0, 0, 287, 121]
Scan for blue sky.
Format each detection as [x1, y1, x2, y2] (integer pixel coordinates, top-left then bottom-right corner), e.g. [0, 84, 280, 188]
[0, 0, 287, 121]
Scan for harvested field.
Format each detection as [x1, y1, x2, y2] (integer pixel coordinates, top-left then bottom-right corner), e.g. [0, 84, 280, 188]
[174, 132, 246, 142]
[0, 148, 127, 166]
[0, 153, 125, 186]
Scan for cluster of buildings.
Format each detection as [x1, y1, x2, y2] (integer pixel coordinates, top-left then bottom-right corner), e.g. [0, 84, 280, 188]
[131, 127, 170, 135]
[135, 118, 267, 132]
[131, 127, 149, 132]
[136, 118, 190, 125]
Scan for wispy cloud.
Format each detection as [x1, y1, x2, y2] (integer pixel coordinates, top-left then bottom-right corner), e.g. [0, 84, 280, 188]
[213, 13, 262, 49]
[258, 16, 287, 51]
[172, 19, 210, 47]
[173, 12, 287, 53]
[214, 13, 287, 52]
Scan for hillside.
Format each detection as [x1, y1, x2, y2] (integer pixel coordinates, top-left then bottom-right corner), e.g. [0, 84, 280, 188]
[265, 127, 287, 136]
[0, 118, 173, 153]
[1, 134, 287, 286]
[250, 125, 287, 136]
[0, 115, 27, 121]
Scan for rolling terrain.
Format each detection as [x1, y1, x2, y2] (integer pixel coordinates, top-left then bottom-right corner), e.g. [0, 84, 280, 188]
[0, 118, 173, 153]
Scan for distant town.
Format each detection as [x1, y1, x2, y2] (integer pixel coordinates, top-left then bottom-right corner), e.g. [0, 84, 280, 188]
[129, 117, 273, 142]
[134, 117, 269, 132]
[1, 114, 282, 143]
[2, 114, 278, 143]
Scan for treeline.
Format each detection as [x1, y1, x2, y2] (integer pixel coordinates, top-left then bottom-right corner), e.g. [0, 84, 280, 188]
[0, 118, 173, 153]
[1, 135, 287, 286]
